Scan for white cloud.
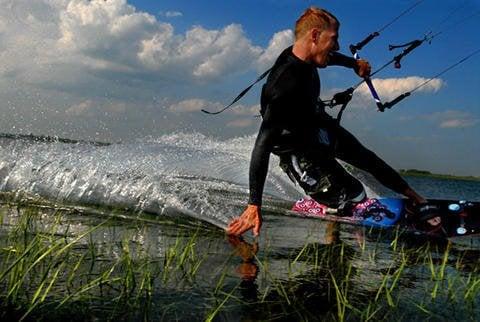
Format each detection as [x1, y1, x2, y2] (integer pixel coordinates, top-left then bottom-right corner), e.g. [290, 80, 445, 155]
[164, 11, 183, 18]
[439, 119, 478, 128]
[188, 24, 262, 79]
[357, 77, 444, 102]
[58, 0, 159, 56]
[65, 99, 128, 117]
[230, 104, 260, 116]
[425, 110, 479, 129]
[167, 100, 259, 116]
[343, 76, 445, 111]
[0, 0, 294, 140]
[168, 99, 221, 113]
[256, 29, 294, 71]
[1, 0, 286, 88]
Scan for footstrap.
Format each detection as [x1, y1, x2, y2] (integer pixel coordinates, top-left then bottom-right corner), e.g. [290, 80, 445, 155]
[417, 204, 440, 222]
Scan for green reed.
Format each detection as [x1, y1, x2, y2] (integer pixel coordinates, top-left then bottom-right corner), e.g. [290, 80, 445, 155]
[1, 199, 480, 321]
[228, 224, 480, 322]
[0, 203, 221, 321]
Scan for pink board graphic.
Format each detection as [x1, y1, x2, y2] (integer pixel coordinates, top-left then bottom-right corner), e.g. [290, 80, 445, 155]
[291, 198, 329, 216]
[291, 197, 403, 227]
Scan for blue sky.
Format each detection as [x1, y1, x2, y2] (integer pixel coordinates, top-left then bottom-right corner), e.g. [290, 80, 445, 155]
[0, 0, 479, 176]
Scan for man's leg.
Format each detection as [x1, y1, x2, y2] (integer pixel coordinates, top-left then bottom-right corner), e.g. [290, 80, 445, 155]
[333, 126, 441, 225]
[333, 126, 410, 195]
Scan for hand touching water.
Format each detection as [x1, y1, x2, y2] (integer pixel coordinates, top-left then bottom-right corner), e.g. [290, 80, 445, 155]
[226, 204, 262, 237]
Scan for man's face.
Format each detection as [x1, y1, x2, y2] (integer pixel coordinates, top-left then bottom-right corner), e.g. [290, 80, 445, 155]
[311, 24, 339, 67]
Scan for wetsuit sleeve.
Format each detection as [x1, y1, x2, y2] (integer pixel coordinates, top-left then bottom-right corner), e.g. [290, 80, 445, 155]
[334, 126, 410, 194]
[248, 120, 281, 206]
[249, 57, 313, 206]
[328, 52, 357, 69]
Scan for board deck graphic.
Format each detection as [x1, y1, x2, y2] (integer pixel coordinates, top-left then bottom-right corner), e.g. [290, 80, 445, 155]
[291, 197, 480, 238]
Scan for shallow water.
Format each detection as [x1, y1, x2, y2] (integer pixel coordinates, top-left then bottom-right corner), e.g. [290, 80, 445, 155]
[0, 133, 479, 321]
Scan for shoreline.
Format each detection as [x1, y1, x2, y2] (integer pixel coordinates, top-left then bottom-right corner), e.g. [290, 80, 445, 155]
[399, 169, 480, 182]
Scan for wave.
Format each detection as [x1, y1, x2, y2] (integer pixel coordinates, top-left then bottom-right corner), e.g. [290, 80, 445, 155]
[0, 132, 302, 228]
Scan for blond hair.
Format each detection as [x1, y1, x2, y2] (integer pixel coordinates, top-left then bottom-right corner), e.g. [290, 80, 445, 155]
[295, 7, 339, 40]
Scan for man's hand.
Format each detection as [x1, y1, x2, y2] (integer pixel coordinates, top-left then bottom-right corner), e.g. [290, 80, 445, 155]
[226, 204, 262, 237]
[354, 59, 371, 78]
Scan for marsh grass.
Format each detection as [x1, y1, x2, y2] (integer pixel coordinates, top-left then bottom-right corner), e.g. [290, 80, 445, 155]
[1, 200, 480, 321]
[0, 203, 224, 321]
[216, 225, 480, 321]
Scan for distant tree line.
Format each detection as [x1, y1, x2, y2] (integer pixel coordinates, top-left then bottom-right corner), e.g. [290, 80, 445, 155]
[398, 169, 479, 181]
[398, 169, 432, 175]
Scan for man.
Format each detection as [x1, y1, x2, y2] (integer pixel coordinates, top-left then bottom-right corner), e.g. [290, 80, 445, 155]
[227, 7, 436, 237]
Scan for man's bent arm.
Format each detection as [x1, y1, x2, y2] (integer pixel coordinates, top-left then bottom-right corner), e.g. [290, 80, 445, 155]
[329, 52, 371, 78]
[328, 52, 357, 68]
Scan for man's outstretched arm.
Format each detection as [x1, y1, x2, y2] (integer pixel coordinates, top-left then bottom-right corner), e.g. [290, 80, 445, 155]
[226, 121, 279, 237]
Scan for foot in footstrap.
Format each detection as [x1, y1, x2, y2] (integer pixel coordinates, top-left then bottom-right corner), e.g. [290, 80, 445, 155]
[406, 202, 442, 227]
[292, 198, 338, 216]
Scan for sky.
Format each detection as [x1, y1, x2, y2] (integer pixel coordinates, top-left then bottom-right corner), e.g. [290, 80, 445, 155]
[0, 0, 479, 176]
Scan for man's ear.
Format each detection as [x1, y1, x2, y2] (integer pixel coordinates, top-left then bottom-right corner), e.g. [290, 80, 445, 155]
[311, 28, 320, 43]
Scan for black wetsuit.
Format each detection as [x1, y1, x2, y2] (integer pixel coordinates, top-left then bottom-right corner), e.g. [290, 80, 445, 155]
[249, 46, 409, 207]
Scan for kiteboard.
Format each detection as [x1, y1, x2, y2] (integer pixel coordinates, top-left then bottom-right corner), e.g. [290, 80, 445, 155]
[291, 197, 480, 238]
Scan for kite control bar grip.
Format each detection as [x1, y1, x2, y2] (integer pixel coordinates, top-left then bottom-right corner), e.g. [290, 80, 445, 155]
[392, 39, 423, 68]
[364, 77, 384, 111]
[380, 92, 411, 111]
[350, 32, 380, 56]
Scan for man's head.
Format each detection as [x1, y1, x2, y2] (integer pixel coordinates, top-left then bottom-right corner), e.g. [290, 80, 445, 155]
[294, 7, 340, 67]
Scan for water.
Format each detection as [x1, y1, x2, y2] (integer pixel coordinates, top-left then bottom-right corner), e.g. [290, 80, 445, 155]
[0, 132, 479, 321]
[0, 132, 302, 228]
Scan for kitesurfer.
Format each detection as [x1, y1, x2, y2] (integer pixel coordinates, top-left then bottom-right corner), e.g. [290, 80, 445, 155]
[226, 7, 439, 237]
